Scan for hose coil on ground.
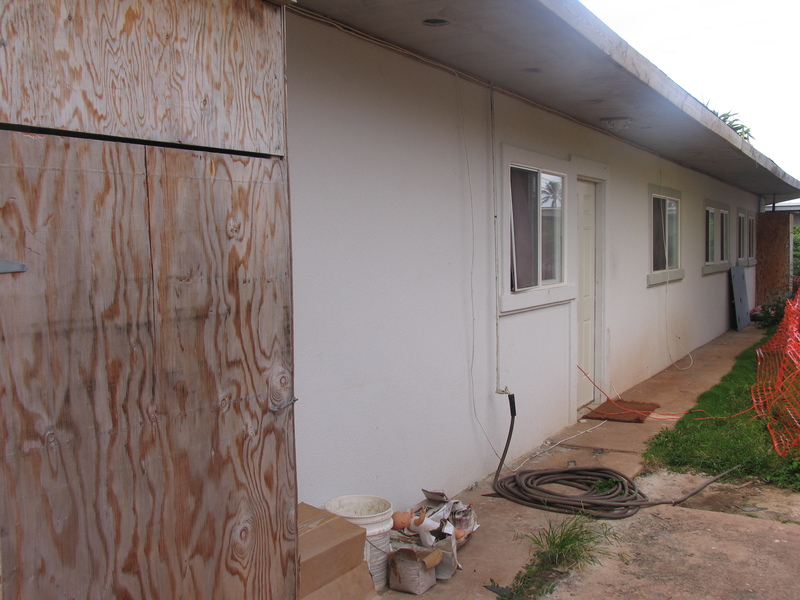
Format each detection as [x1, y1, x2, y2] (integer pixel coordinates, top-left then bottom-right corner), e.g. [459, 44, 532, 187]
[493, 466, 649, 519]
[491, 394, 738, 519]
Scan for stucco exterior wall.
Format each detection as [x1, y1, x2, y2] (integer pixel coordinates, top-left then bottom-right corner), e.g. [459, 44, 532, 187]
[286, 13, 760, 509]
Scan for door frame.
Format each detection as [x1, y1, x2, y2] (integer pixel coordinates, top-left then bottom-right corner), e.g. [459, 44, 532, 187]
[576, 175, 606, 409]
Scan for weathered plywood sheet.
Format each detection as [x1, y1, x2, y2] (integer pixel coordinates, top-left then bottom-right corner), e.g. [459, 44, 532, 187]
[0, 131, 157, 598]
[0, 131, 295, 599]
[756, 211, 791, 306]
[146, 146, 296, 599]
[0, 0, 285, 156]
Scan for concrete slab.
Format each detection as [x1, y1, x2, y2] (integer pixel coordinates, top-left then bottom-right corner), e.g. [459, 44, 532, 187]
[379, 326, 794, 599]
[529, 445, 644, 480]
[554, 419, 665, 455]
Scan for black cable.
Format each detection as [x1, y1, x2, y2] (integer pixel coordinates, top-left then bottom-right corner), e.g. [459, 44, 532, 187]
[491, 394, 739, 519]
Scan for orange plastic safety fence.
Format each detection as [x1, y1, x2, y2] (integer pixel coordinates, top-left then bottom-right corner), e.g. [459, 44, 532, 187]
[751, 293, 800, 457]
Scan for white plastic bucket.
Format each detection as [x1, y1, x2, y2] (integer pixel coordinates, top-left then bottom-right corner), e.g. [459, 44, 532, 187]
[324, 495, 393, 591]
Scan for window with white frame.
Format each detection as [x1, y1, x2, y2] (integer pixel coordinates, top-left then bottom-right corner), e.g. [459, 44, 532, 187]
[509, 166, 565, 291]
[738, 212, 747, 260]
[737, 209, 757, 266]
[648, 184, 684, 286]
[500, 145, 575, 314]
[703, 201, 731, 275]
[705, 208, 715, 264]
[720, 210, 730, 262]
[652, 195, 679, 272]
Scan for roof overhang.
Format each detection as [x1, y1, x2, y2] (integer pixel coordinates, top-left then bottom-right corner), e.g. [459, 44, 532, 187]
[289, 0, 800, 202]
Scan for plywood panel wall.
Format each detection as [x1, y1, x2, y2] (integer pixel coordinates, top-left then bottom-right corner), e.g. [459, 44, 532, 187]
[0, 0, 285, 156]
[756, 211, 791, 306]
[147, 145, 296, 599]
[0, 130, 295, 599]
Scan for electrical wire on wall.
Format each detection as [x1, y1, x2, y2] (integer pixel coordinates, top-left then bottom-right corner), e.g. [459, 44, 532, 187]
[456, 72, 503, 460]
[457, 75, 533, 466]
[292, 3, 511, 462]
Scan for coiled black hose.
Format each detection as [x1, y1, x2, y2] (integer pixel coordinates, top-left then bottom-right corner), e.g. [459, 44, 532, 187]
[491, 394, 738, 519]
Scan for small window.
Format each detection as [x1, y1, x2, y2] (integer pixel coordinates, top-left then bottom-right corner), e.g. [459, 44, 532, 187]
[705, 208, 715, 263]
[738, 212, 747, 260]
[652, 195, 679, 272]
[510, 166, 564, 291]
[737, 210, 756, 266]
[702, 202, 731, 275]
[647, 185, 684, 287]
[719, 210, 730, 262]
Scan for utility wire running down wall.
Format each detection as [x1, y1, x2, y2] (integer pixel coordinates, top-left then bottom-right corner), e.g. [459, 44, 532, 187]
[751, 291, 800, 456]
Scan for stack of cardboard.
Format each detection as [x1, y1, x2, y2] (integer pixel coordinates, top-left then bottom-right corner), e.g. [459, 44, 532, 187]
[297, 503, 380, 600]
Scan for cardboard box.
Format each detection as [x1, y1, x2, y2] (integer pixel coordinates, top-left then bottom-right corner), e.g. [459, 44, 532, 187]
[297, 503, 366, 599]
[433, 535, 458, 580]
[302, 562, 380, 600]
[387, 547, 442, 595]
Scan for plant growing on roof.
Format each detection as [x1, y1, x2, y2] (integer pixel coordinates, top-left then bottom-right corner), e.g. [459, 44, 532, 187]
[706, 102, 754, 141]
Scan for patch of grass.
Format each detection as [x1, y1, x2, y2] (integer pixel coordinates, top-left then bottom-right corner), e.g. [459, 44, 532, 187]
[487, 516, 621, 599]
[592, 478, 621, 494]
[520, 516, 620, 569]
[643, 335, 800, 491]
[766, 452, 800, 491]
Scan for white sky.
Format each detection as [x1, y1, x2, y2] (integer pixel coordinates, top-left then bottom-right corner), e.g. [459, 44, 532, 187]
[578, 0, 800, 181]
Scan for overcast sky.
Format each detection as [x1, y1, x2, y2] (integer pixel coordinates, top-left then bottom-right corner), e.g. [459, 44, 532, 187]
[578, 0, 800, 181]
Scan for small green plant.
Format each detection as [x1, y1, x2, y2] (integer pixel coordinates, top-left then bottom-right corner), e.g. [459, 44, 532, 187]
[520, 516, 620, 570]
[592, 478, 621, 494]
[706, 103, 754, 141]
[487, 516, 621, 599]
[765, 451, 800, 492]
[754, 289, 791, 329]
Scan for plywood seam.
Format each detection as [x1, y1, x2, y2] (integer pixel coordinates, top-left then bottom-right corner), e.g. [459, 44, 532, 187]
[0, 123, 285, 161]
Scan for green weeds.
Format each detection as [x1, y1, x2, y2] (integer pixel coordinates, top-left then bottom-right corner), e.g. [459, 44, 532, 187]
[487, 516, 621, 599]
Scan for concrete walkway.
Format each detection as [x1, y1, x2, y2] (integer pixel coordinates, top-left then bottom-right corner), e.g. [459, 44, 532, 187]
[381, 325, 800, 599]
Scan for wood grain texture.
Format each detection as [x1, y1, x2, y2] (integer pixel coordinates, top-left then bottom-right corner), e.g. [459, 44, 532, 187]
[146, 146, 296, 600]
[755, 212, 791, 306]
[0, 130, 295, 599]
[0, 0, 285, 156]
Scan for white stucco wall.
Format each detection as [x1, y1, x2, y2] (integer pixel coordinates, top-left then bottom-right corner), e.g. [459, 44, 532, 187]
[286, 13, 760, 510]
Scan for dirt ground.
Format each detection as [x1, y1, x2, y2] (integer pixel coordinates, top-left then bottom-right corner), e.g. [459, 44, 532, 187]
[547, 471, 800, 600]
[637, 470, 800, 523]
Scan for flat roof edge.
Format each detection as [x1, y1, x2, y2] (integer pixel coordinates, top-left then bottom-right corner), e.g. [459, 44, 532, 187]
[540, 0, 800, 198]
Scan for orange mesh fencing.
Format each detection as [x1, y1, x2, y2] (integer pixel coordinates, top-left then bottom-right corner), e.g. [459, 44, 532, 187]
[751, 294, 800, 457]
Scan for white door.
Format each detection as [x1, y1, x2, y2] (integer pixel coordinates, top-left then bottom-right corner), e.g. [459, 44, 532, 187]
[577, 179, 599, 407]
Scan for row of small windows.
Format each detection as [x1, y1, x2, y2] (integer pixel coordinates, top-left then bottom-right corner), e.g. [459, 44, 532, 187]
[702, 206, 755, 265]
[651, 195, 755, 277]
[509, 169, 756, 293]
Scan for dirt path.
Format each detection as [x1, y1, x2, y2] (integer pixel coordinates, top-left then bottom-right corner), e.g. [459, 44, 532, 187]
[548, 472, 800, 600]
